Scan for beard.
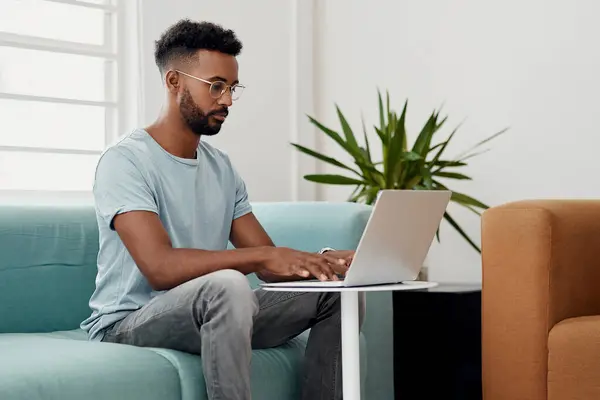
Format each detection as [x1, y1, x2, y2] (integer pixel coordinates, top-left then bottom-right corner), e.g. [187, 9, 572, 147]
[179, 89, 227, 136]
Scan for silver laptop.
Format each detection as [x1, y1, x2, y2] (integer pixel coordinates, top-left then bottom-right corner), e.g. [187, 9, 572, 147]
[260, 189, 451, 288]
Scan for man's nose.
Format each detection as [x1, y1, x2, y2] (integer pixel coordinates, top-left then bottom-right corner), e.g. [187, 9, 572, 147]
[217, 89, 233, 107]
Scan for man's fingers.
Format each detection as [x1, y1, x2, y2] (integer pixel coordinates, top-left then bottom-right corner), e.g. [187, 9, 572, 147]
[321, 253, 348, 266]
[292, 265, 310, 278]
[314, 257, 337, 281]
[304, 258, 336, 281]
[333, 263, 349, 276]
[318, 253, 348, 277]
[302, 262, 328, 281]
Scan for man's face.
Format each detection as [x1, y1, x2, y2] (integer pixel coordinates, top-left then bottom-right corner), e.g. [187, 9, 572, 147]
[171, 50, 240, 136]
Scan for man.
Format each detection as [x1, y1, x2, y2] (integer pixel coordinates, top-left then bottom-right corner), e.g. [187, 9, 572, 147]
[81, 19, 363, 400]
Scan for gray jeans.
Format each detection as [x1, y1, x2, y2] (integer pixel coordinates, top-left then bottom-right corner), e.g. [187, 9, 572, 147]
[102, 269, 365, 400]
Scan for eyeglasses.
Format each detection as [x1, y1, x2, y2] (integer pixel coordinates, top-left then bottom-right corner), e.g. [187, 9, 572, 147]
[174, 69, 245, 101]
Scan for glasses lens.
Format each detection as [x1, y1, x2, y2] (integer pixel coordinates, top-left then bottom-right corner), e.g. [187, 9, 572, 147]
[209, 81, 226, 99]
[231, 85, 244, 100]
[209, 81, 244, 100]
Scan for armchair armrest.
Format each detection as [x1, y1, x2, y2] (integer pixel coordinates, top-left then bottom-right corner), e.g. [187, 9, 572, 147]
[481, 200, 600, 400]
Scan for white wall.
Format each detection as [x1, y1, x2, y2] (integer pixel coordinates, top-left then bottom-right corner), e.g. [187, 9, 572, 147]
[139, 0, 317, 203]
[314, 0, 600, 283]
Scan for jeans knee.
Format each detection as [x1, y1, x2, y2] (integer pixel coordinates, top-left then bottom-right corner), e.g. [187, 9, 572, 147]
[193, 269, 258, 321]
[208, 269, 256, 302]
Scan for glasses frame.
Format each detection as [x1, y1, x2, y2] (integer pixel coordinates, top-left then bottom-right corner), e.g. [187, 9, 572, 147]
[174, 69, 245, 101]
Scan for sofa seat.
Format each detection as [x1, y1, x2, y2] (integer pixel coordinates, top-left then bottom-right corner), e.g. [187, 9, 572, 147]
[0, 328, 364, 400]
[0, 331, 182, 400]
[548, 316, 600, 400]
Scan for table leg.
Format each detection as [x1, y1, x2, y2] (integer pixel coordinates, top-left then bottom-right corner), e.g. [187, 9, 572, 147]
[341, 291, 361, 400]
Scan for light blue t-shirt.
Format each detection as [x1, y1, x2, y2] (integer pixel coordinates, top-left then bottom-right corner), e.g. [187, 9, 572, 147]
[80, 128, 252, 341]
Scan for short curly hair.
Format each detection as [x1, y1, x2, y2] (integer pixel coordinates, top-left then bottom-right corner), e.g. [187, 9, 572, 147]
[154, 19, 243, 73]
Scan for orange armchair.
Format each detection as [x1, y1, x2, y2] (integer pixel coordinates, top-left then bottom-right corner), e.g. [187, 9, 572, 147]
[482, 200, 600, 400]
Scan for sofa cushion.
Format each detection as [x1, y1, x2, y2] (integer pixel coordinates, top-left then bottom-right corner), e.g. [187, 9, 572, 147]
[1, 328, 367, 400]
[548, 316, 600, 400]
[0, 332, 181, 400]
[0, 205, 99, 333]
[149, 332, 309, 399]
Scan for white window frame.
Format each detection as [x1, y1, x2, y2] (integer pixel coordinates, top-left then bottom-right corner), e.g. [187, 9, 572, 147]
[0, 0, 129, 158]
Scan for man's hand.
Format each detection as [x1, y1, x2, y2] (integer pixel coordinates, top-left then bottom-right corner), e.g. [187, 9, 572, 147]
[325, 250, 355, 270]
[320, 250, 355, 277]
[261, 247, 348, 281]
[229, 213, 354, 283]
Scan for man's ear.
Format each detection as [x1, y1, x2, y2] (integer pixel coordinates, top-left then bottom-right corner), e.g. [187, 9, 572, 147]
[165, 70, 180, 94]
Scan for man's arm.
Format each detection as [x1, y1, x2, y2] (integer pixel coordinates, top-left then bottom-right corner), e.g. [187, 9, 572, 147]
[113, 211, 271, 291]
[228, 212, 281, 283]
[229, 212, 346, 283]
[113, 211, 342, 290]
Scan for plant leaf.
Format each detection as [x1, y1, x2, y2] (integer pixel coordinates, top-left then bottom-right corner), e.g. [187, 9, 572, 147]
[431, 180, 487, 212]
[433, 160, 467, 168]
[460, 203, 482, 215]
[291, 143, 362, 176]
[401, 151, 422, 161]
[304, 174, 366, 185]
[431, 178, 449, 189]
[374, 127, 386, 144]
[308, 115, 363, 161]
[336, 104, 360, 151]
[412, 111, 438, 156]
[443, 212, 481, 253]
[386, 90, 391, 138]
[459, 148, 491, 162]
[307, 115, 346, 148]
[361, 114, 371, 162]
[431, 160, 468, 174]
[393, 150, 423, 187]
[451, 191, 489, 209]
[387, 110, 396, 144]
[348, 184, 364, 202]
[355, 160, 385, 187]
[429, 142, 445, 153]
[433, 171, 472, 180]
[354, 160, 383, 176]
[430, 120, 464, 164]
[365, 187, 381, 204]
[455, 127, 508, 159]
[420, 166, 433, 189]
[385, 100, 408, 187]
[404, 175, 422, 189]
[378, 89, 386, 133]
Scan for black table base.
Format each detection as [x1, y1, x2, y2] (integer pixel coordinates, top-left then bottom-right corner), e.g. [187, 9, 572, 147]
[392, 284, 482, 400]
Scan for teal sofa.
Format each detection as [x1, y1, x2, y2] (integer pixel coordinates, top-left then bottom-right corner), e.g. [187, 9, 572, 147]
[0, 201, 394, 400]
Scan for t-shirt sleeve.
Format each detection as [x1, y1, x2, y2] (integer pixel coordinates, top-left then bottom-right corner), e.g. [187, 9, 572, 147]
[232, 165, 252, 220]
[93, 149, 158, 230]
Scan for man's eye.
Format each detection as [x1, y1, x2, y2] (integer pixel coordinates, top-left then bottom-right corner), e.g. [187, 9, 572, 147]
[212, 81, 226, 91]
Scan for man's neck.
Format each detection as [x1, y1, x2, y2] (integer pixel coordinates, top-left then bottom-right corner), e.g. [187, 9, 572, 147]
[145, 113, 200, 159]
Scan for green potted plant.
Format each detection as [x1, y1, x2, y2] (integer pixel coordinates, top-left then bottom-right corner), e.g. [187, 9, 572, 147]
[292, 90, 507, 255]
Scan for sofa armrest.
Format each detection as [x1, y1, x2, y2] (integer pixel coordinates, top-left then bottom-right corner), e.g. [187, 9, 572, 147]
[481, 200, 600, 400]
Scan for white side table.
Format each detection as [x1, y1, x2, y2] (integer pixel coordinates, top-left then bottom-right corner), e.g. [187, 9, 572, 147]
[260, 281, 438, 400]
